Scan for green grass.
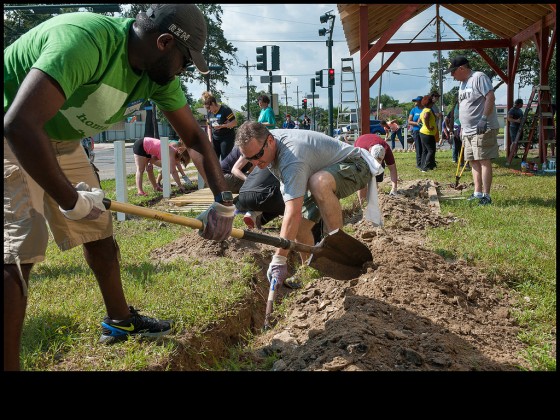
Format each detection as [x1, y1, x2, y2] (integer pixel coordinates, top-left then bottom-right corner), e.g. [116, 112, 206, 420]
[21, 148, 556, 371]
[389, 147, 556, 371]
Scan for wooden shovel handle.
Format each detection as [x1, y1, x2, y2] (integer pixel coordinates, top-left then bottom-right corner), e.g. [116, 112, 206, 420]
[103, 198, 244, 239]
[102, 198, 315, 253]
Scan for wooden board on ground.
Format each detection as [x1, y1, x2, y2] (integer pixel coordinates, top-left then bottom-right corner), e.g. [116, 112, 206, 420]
[167, 188, 238, 213]
[427, 181, 441, 214]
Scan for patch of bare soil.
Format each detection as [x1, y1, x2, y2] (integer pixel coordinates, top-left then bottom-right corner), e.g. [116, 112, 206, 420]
[151, 179, 528, 371]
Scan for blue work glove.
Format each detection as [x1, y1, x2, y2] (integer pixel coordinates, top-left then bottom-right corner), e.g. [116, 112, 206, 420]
[266, 255, 288, 287]
[476, 116, 488, 135]
[196, 202, 235, 241]
[59, 182, 105, 221]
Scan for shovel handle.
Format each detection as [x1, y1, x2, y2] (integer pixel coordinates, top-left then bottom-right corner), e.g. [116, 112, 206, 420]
[103, 198, 243, 239]
[264, 277, 278, 330]
[458, 158, 469, 178]
[102, 198, 317, 254]
[455, 142, 465, 177]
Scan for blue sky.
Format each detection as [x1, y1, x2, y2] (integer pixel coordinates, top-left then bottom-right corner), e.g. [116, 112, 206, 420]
[187, 4, 533, 113]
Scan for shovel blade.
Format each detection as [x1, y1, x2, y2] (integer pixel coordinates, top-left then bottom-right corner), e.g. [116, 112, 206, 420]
[309, 228, 372, 267]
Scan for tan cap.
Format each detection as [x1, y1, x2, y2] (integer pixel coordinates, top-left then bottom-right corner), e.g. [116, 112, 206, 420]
[146, 4, 209, 74]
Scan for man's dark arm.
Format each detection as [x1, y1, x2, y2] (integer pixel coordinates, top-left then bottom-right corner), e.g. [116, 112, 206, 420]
[4, 69, 78, 210]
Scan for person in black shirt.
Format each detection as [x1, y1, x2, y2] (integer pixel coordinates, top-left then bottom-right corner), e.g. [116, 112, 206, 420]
[202, 91, 237, 160]
[220, 145, 252, 193]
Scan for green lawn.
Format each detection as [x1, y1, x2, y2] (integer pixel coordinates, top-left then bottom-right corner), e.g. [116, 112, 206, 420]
[21, 145, 556, 371]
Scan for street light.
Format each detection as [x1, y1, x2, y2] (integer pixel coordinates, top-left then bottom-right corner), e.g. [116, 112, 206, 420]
[319, 11, 333, 24]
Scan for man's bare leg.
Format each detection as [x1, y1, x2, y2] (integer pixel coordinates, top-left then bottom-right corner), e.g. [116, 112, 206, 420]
[4, 264, 32, 371]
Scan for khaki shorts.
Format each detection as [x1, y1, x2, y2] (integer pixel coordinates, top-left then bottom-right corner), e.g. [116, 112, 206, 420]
[462, 129, 499, 161]
[4, 138, 113, 266]
[302, 155, 371, 223]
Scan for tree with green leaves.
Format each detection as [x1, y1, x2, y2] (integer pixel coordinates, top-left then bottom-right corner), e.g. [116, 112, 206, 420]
[122, 4, 238, 119]
[430, 19, 556, 104]
[369, 94, 401, 113]
[4, 4, 239, 127]
[4, 4, 120, 47]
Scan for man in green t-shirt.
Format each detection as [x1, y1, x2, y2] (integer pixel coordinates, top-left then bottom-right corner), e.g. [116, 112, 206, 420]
[4, 4, 235, 370]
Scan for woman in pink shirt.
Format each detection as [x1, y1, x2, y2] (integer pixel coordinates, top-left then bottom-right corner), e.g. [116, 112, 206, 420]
[380, 119, 405, 150]
[133, 137, 188, 196]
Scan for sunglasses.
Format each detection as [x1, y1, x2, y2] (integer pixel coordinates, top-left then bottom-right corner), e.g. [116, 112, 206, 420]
[245, 136, 269, 161]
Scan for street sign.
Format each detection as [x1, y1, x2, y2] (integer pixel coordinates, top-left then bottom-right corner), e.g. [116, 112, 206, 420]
[306, 94, 319, 99]
[260, 75, 282, 83]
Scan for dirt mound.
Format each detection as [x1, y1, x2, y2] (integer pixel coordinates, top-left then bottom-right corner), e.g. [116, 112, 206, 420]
[151, 180, 528, 371]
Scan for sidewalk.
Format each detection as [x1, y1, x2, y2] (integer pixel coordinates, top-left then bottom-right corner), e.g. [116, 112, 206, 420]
[94, 141, 134, 151]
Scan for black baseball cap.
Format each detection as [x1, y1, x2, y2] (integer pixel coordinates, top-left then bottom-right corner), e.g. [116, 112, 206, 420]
[146, 4, 209, 74]
[443, 56, 469, 75]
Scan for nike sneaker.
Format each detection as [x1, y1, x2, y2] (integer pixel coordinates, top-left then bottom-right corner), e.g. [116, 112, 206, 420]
[99, 306, 172, 344]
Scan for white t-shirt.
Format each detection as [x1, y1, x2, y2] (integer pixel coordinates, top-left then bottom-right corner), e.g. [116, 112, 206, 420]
[458, 71, 499, 135]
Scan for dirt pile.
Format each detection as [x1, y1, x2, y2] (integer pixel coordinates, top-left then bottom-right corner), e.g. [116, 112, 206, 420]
[152, 180, 528, 371]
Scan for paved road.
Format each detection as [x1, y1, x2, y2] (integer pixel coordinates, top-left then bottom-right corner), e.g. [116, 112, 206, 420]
[93, 142, 200, 183]
[92, 135, 507, 181]
[93, 142, 137, 181]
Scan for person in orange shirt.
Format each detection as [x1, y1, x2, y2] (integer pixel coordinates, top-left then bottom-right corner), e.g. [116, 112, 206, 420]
[380, 119, 405, 150]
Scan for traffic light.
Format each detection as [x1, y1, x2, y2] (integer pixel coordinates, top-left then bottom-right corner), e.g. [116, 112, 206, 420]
[328, 68, 335, 86]
[302, 98, 307, 110]
[256, 46, 268, 71]
[315, 70, 323, 88]
[271, 46, 280, 71]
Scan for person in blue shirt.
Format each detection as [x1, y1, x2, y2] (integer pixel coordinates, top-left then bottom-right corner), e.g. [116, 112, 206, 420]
[407, 96, 423, 169]
[257, 94, 276, 128]
[282, 114, 296, 129]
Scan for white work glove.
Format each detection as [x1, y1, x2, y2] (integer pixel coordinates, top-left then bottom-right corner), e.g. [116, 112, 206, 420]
[196, 202, 235, 241]
[266, 255, 288, 287]
[389, 188, 397, 196]
[59, 182, 105, 221]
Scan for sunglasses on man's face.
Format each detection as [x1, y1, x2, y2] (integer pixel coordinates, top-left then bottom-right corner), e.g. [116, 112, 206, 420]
[245, 137, 269, 161]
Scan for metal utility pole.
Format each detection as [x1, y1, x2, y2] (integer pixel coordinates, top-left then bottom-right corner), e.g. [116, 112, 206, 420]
[377, 52, 384, 118]
[294, 86, 300, 120]
[319, 10, 336, 136]
[436, 4, 444, 125]
[282, 78, 291, 115]
[310, 78, 317, 131]
[327, 42, 335, 136]
[268, 70, 274, 110]
[240, 60, 256, 120]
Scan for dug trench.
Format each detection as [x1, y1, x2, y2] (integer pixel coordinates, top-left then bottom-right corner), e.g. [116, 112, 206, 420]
[149, 179, 529, 371]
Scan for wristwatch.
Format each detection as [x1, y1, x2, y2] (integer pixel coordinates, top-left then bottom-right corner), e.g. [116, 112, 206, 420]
[214, 191, 234, 205]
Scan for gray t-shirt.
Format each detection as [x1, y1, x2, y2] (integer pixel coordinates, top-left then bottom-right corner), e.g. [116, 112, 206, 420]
[267, 129, 360, 202]
[458, 71, 499, 135]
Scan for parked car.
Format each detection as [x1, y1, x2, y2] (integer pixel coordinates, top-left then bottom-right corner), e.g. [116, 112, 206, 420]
[81, 136, 95, 163]
[369, 119, 385, 135]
